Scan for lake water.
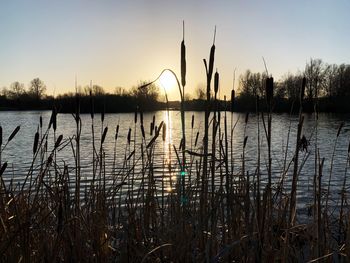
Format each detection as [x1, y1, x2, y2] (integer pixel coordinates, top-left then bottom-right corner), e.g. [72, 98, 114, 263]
[1, 110, 350, 214]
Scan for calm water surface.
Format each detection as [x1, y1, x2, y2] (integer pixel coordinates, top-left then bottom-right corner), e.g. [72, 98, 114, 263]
[1, 110, 350, 212]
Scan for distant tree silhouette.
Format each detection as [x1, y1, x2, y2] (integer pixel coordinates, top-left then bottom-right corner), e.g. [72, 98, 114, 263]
[131, 81, 159, 109]
[29, 78, 46, 100]
[114, 86, 128, 96]
[195, 86, 206, 100]
[92, 85, 105, 96]
[279, 73, 304, 101]
[304, 58, 327, 100]
[8, 82, 26, 99]
[239, 70, 265, 98]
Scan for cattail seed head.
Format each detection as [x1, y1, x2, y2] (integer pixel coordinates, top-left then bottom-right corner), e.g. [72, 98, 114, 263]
[134, 110, 137, 124]
[127, 128, 131, 144]
[115, 125, 119, 141]
[40, 116, 42, 128]
[54, 134, 63, 149]
[243, 136, 248, 149]
[195, 131, 199, 147]
[231, 89, 235, 113]
[33, 130, 39, 155]
[101, 127, 108, 145]
[191, 115, 194, 129]
[0, 126, 2, 146]
[8, 126, 20, 142]
[337, 122, 344, 138]
[141, 125, 145, 139]
[162, 123, 166, 141]
[75, 95, 80, 125]
[181, 40, 186, 87]
[140, 111, 144, 125]
[214, 70, 219, 94]
[90, 90, 94, 120]
[265, 77, 274, 105]
[49, 107, 57, 131]
[0, 162, 7, 176]
[150, 122, 154, 136]
[245, 112, 249, 124]
[208, 45, 215, 79]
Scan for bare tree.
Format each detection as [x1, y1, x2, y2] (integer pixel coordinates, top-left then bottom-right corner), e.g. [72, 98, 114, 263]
[8, 82, 25, 99]
[279, 73, 304, 100]
[304, 58, 327, 100]
[195, 85, 206, 100]
[114, 86, 127, 96]
[92, 85, 105, 96]
[29, 78, 46, 100]
[239, 70, 264, 97]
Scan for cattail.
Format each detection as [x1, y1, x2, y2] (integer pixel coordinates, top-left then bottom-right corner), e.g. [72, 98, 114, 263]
[0, 162, 7, 176]
[231, 89, 235, 112]
[243, 136, 248, 149]
[150, 122, 154, 136]
[348, 140, 350, 154]
[115, 125, 119, 141]
[191, 115, 194, 129]
[0, 126, 2, 146]
[214, 70, 219, 94]
[39, 116, 42, 128]
[162, 123, 166, 141]
[33, 129, 39, 155]
[208, 27, 216, 79]
[141, 125, 145, 139]
[179, 138, 184, 150]
[301, 76, 306, 102]
[181, 22, 186, 88]
[266, 77, 274, 105]
[195, 131, 199, 147]
[256, 95, 260, 112]
[127, 128, 131, 144]
[140, 111, 144, 125]
[337, 122, 344, 138]
[54, 134, 63, 149]
[101, 127, 108, 145]
[134, 110, 137, 124]
[75, 94, 80, 125]
[49, 107, 57, 131]
[155, 125, 158, 136]
[8, 126, 20, 142]
[90, 90, 94, 120]
[245, 112, 249, 124]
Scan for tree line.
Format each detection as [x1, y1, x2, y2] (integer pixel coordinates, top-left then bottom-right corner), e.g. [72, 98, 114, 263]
[2, 58, 350, 112]
[237, 58, 350, 112]
[0, 79, 162, 112]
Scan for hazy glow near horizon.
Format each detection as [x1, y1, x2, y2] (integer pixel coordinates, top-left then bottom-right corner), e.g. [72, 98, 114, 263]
[159, 70, 178, 97]
[1, 0, 349, 101]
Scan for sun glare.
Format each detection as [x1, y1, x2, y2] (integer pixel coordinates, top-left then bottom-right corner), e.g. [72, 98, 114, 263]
[159, 70, 177, 93]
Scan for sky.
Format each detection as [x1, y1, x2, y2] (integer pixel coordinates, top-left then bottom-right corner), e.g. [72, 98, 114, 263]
[1, 0, 350, 101]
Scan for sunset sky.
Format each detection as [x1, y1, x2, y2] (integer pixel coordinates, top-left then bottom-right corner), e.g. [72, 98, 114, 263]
[1, 0, 349, 101]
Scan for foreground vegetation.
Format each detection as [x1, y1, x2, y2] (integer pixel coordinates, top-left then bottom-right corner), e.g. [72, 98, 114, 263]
[1, 29, 350, 262]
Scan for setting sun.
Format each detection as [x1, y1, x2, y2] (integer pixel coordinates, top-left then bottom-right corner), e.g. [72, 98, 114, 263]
[159, 70, 177, 93]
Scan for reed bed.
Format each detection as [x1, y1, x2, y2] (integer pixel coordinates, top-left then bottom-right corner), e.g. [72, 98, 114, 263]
[1, 33, 350, 263]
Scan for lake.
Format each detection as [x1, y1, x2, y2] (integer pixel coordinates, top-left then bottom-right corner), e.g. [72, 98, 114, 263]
[1, 110, 350, 214]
